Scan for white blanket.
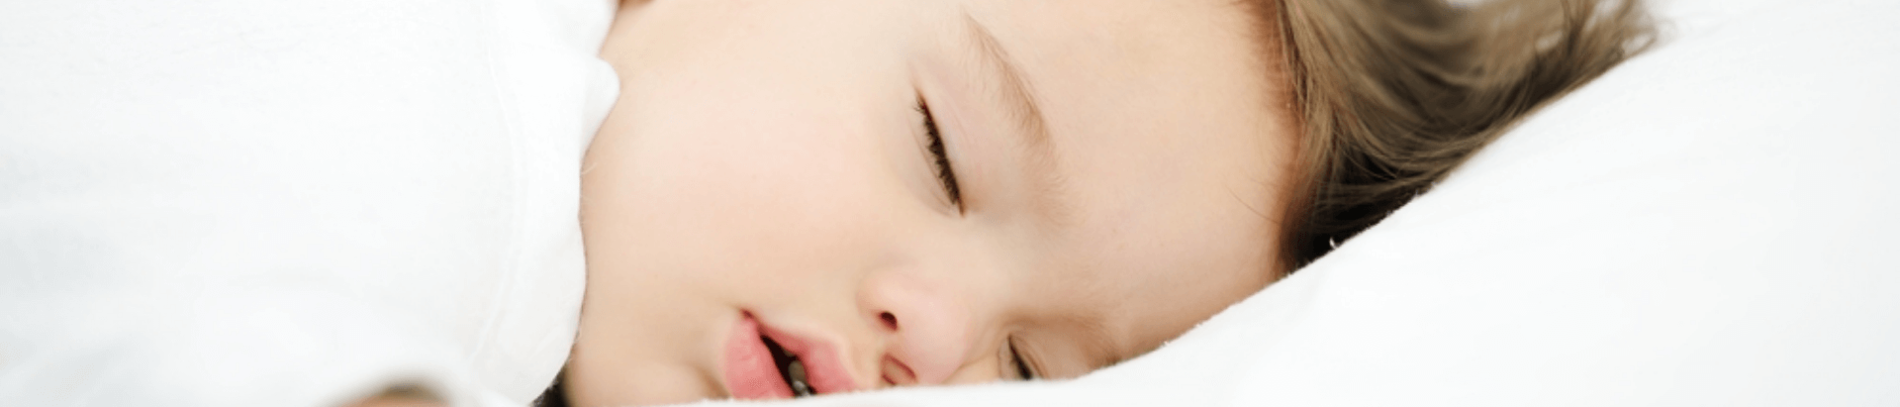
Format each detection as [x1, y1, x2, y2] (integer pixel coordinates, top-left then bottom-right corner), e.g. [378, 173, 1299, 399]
[0, 1, 617, 406]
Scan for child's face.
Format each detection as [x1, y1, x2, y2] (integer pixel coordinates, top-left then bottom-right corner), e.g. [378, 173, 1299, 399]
[570, 0, 1295, 405]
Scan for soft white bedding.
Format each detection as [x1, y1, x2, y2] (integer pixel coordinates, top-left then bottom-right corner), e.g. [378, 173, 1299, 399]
[4, 0, 1897, 406]
[0, 1, 617, 406]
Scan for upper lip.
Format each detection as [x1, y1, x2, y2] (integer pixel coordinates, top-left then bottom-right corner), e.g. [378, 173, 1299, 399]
[756, 321, 858, 395]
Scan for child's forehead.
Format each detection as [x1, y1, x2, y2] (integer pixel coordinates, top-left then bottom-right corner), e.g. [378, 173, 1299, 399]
[965, 0, 1267, 60]
[961, 0, 1284, 153]
[956, 0, 1291, 222]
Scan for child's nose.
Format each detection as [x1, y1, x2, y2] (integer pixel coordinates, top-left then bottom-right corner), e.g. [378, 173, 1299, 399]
[856, 271, 975, 386]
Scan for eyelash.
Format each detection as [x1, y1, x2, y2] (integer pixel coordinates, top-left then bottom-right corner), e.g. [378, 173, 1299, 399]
[916, 98, 962, 208]
[1007, 336, 1038, 380]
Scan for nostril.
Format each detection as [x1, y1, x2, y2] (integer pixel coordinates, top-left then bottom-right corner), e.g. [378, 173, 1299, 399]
[879, 312, 898, 331]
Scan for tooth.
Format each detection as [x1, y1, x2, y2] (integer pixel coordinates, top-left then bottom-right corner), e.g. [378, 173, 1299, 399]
[788, 359, 813, 397]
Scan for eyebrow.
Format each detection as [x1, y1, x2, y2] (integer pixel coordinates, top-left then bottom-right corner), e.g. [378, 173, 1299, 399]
[961, 14, 1050, 152]
[960, 12, 1071, 224]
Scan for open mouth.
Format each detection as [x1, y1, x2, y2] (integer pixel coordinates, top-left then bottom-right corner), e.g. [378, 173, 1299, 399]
[761, 334, 816, 397]
[725, 312, 850, 400]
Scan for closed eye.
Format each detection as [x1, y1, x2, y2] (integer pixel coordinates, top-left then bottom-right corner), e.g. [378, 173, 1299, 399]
[1006, 336, 1038, 380]
[916, 98, 962, 209]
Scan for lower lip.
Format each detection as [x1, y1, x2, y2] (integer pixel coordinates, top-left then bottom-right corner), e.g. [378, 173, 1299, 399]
[723, 313, 793, 399]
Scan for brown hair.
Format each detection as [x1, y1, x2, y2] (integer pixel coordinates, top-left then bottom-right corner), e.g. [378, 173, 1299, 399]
[1264, 0, 1657, 271]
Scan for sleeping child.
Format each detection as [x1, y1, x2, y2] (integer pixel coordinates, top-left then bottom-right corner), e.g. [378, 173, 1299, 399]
[549, 0, 1651, 406]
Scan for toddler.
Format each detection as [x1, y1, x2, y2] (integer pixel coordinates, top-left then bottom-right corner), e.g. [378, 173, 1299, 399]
[551, 0, 1650, 406]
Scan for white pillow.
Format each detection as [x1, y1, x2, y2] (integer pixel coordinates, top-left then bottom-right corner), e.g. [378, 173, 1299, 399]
[0, 1, 617, 406]
[748, 0, 1900, 405]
